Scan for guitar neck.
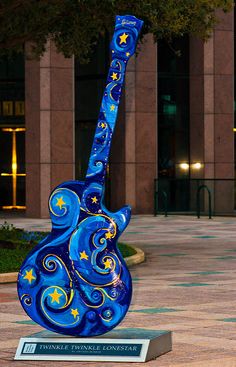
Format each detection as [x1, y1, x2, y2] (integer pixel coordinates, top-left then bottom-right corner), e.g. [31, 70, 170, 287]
[85, 15, 143, 189]
[85, 55, 127, 187]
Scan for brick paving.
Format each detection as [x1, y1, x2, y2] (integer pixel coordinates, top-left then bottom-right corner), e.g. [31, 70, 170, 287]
[1, 214, 236, 366]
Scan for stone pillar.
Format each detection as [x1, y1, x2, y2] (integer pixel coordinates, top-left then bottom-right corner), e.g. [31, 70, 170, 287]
[189, 10, 234, 214]
[213, 10, 234, 214]
[124, 48, 136, 211]
[25, 42, 74, 218]
[109, 97, 126, 211]
[134, 34, 157, 213]
[189, 37, 205, 178]
[110, 34, 157, 214]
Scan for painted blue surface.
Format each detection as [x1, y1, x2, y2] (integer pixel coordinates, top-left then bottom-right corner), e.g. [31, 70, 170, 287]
[17, 15, 143, 337]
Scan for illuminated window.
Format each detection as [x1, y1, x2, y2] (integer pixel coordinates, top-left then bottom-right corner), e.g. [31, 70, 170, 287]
[0, 54, 25, 210]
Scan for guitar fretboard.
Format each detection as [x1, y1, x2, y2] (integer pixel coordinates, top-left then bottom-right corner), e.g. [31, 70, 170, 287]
[85, 15, 143, 190]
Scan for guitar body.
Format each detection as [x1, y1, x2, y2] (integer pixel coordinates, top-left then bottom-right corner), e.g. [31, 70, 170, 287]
[18, 180, 131, 336]
[17, 15, 143, 337]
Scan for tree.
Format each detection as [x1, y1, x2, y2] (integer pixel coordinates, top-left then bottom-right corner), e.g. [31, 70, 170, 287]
[0, 0, 233, 62]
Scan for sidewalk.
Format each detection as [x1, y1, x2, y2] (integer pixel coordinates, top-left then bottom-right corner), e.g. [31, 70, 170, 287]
[1, 214, 236, 366]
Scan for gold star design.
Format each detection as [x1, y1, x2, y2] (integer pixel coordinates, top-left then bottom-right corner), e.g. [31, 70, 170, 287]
[119, 33, 129, 44]
[49, 288, 63, 304]
[105, 231, 113, 240]
[55, 196, 66, 210]
[101, 122, 106, 128]
[91, 196, 98, 204]
[23, 269, 36, 284]
[71, 308, 79, 319]
[80, 250, 89, 260]
[111, 72, 118, 81]
[126, 52, 130, 57]
[110, 105, 115, 111]
[104, 258, 112, 269]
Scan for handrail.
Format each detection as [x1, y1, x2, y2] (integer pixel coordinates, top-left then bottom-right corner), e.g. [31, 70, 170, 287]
[196, 185, 212, 219]
[154, 190, 168, 217]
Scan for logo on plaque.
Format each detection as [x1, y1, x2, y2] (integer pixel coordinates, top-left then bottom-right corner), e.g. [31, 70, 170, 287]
[23, 344, 37, 354]
[17, 15, 143, 337]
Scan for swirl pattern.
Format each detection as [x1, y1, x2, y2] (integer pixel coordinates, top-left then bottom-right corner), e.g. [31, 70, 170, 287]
[17, 15, 143, 337]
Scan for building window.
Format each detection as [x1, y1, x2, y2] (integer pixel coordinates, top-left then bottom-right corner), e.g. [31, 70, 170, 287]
[0, 54, 25, 210]
[158, 36, 190, 211]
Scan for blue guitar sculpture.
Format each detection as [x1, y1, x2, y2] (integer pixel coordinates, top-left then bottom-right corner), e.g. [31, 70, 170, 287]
[17, 15, 143, 337]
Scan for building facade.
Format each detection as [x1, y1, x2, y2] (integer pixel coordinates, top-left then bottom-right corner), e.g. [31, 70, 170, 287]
[0, 10, 234, 217]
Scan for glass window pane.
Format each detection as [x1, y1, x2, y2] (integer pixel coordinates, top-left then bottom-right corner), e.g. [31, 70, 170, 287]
[158, 36, 189, 178]
[76, 79, 106, 121]
[158, 35, 190, 212]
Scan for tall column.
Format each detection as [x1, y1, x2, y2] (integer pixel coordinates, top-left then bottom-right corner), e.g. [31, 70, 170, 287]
[25, 42, 74, 218]
[124, 47, 136, 211]
[190, 10, 234, 214]
[189, 37, 205, 177]
[213, 10, 234, 213]
[134, 34, 157, 213]
[110, 34, 157, 214]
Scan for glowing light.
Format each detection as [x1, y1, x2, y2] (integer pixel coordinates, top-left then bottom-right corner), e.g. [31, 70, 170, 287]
[192, 162, 202, 170]
[1, 127, 26, 210]
[12, 162, 17, 172]
[179, 163, 189, 170]
[2, 206, 26, 209]
[2, 128, 25, 132]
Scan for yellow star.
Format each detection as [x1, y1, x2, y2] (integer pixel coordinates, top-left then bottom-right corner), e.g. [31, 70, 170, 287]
[49, 288, 63, 304]
[80, 250, 89, 260]
[100, 122, 106, 128]
[104, 258, 112, 269]
[111, 72, 118, 81]
[126, 52, 130, 57]
[71, 308, 79, 319]
[55, 196, 66, 210]
[119, 33, 129, 44]
[110, 105, 115, 111]
[91, 196, 98, 204]
[105, 231, 113, 240]
[23, 269, 36, 284]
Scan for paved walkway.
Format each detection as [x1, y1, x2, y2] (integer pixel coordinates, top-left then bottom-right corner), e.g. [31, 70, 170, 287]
[1, 215, 236, 366]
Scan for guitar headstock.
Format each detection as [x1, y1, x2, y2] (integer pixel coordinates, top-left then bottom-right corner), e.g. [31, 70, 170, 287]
[110, 15, 143, 60]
